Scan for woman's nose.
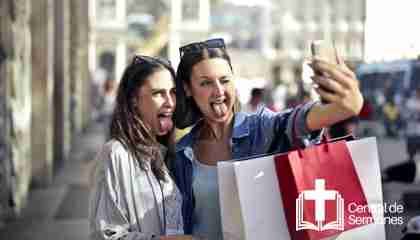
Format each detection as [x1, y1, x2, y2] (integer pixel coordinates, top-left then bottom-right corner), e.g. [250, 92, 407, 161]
[165, 92, 175, 108]
[214, 81, 225, 97]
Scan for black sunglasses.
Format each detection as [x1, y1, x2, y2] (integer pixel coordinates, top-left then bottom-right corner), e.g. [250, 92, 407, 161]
[131, 55, 171, 67]
[179, 38, 226, 58]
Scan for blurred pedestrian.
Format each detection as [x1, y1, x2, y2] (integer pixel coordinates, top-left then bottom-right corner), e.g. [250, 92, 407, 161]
[100, 77, 117, 138]
[91, 67, 107, 121]
[382, 98, 400, 138]
[382, 89, 420, 183]
[99, 77, 117, 119]
[242, 87, 265, 113]
[89, 55, 191, 240]
[405, 88, 420, 161]
[172, 38, 364, 240]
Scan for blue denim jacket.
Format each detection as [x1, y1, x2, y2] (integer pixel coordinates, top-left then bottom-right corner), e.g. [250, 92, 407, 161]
[171, 102, 320, 234]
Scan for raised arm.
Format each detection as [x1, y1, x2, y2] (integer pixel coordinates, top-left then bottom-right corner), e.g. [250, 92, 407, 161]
[306, 58, 363, 131]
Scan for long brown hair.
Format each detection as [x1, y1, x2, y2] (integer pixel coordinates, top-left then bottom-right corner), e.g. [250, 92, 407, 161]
[110, 56, 176, 181]
[175, 46, 241, 129]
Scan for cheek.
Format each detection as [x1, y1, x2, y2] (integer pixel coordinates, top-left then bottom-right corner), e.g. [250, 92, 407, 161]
[137, 98, 157, 119]
[172, 95, 176, 106]
[194, 91, 210, 106]
[190, 86, 208, 101]
[152, 98, 168, 113]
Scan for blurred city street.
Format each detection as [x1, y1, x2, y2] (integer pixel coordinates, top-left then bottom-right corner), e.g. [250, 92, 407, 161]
[0, 121, 107, 240]
[380, 138, 420, 240]
[2, 0, 420, 239]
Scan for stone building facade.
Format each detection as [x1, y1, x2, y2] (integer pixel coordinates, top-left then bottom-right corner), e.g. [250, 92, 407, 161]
[0, 0, 32, 220]
[0, 0, 92, 222]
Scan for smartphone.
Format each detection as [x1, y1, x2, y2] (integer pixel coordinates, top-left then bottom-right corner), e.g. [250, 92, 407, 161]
[310, 40, 338, 65]
[310, 40, 338, 103]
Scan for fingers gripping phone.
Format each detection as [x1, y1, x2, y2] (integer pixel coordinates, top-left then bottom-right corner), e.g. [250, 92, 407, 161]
[310, 40, 338, 103]
[310, 40, 338, 66]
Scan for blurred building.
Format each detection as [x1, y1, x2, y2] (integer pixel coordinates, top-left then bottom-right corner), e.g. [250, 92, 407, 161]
[165, 0, 210, 68]
[209, 1, 274, 105]
[92, 0, 210, 78]
[1, 0, 92, 223]
[272, 0, 365, 95]
[203, 0, 365, 102]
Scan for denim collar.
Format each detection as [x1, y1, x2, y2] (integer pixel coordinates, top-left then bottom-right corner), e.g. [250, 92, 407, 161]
[176, 112, 250, 155]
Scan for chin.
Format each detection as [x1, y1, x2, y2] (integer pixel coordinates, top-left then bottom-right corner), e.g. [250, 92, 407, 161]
[210, 114, 232, 124]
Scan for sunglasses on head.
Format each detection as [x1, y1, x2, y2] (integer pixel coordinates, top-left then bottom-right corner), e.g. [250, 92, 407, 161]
[179, 38, 226, 58]
[131, 55, 171, 67]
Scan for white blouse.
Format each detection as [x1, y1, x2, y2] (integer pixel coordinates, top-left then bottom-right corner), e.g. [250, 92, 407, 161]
[89, 140, 183, 240]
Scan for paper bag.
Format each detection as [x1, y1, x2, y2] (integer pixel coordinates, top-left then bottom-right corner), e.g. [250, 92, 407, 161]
[218, 137, 386, 240]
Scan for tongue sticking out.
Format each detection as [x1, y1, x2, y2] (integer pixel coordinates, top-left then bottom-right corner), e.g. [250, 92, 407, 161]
[212, 103, 227, 118]
[158, 117, 173, 133]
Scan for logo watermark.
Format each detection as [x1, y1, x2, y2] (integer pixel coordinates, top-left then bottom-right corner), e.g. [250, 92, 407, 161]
[296, 179, 344, 231]
[296, 178, 404, 232]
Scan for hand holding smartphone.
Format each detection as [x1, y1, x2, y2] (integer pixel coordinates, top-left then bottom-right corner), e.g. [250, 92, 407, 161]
[310, 40, 338, 103]
[310, 40, 338, 65]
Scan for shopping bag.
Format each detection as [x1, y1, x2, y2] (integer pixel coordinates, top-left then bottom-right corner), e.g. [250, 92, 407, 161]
[274, 139, 371, 240]
[218, 137, 385, 240]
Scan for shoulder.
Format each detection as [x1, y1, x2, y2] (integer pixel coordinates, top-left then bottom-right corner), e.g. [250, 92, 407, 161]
[101, 139, 130, 160]
[95, 139, 134, 173]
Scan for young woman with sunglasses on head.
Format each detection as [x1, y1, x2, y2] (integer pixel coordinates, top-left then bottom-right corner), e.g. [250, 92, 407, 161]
[89, 56, 192, 240]
[171, 38, 364, 240]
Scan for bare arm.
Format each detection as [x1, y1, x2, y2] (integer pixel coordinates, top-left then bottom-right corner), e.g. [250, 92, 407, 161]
[306, 57, 363, 131]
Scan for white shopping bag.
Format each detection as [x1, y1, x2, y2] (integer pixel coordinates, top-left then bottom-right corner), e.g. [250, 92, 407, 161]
[218, 137, 386, 240]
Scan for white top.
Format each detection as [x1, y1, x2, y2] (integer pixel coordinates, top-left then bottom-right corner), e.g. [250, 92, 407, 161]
[89, 139, 184, 240]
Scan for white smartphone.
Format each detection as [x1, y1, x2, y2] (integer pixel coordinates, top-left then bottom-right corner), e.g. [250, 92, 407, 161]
[310, 40, 338, 103]
[310, 40, 338, 65]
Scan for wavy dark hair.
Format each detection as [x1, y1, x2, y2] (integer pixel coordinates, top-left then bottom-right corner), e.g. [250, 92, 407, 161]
[175, 44, 241, 129]
[110, 56, 176, 181]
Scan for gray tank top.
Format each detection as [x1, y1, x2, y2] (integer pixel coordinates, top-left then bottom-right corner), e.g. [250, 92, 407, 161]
[192, 155, 223, 240]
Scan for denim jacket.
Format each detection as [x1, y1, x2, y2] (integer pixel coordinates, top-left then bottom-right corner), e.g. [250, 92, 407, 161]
[171, 102, 321, 234]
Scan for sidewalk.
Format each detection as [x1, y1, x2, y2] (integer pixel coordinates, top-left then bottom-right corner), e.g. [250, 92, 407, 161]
[0, 121, 107, 240]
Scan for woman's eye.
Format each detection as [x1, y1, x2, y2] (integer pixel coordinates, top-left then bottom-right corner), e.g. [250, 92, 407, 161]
[200, 80, 211, 86]
[221, 78, 231, 84]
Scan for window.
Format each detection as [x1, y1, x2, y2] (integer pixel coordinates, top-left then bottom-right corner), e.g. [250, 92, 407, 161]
[97, 0, 116, 20]
[182, 0, 200, 22]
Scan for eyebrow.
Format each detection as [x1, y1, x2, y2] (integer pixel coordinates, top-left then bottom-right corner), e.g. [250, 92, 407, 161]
[198, 75, 231, 80]
[151, 87, 175, 92]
